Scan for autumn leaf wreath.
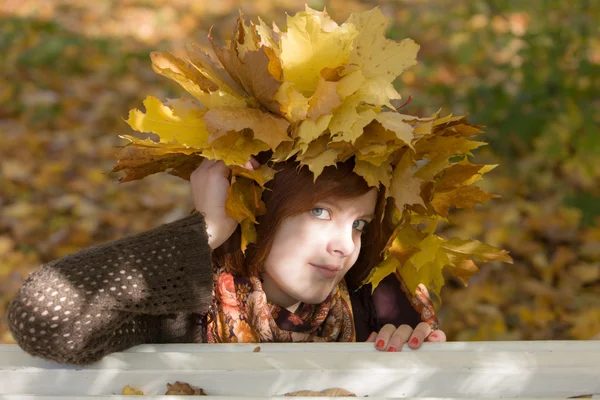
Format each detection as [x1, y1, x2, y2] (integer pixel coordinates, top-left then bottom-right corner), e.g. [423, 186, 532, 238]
[112, 6, 513, 316]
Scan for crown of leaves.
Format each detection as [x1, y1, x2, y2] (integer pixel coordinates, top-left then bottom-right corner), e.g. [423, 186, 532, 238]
[113, 6, 513, 307]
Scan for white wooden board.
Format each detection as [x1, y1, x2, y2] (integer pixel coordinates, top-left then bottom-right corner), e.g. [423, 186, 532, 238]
[1, 341, 599, 399]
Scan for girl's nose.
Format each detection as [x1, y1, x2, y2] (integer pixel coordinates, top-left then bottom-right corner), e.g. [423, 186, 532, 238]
[327, 225, 356, 257]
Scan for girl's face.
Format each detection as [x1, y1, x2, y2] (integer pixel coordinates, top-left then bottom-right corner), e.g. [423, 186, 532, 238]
[261, 189, 378, 312]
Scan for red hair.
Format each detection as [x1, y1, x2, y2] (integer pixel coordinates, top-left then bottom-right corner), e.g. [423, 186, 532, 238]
[212, 155, 390, 289]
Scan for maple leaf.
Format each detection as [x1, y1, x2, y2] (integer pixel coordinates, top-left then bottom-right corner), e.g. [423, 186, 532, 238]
[415, 135, 487, 159]
[296, 135, 343, 180]
[435, 161, 497, 191]
[441, 238, 514, 263]
[431, 185, 499, 217]
[307, 77, 342, 120]
[389, 152, 426, 211]
[398, 260, 445, 309]
[296, 114, 332, 145]
[202, 107, 291, 150]
[280, 7, 358, 94]
[124, 96, 209, 149]
[209, 17, 283, 114]
[185, 41, 246, 99]
[353, 159, 392, 189]
[374, 112, 415, 148]
[347, 7, 419, 107]
[164, 381, 207, 395]
[122, 385, 144, 395]
[348, 7, 419, 81]
[413, 155, 452, 182]
[229, 164, 277, 189]
[112, 147, 203, 182]
[353, 120, 401, 166]
[200, 130, 269, 166]
[225, 177, 267, 224]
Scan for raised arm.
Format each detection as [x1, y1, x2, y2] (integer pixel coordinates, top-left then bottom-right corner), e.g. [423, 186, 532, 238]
[7, 213, 213, 365]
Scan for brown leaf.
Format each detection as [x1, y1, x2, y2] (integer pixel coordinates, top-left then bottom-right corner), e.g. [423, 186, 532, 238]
[165, 381, 207, 395]
[112, 147, 203, 182]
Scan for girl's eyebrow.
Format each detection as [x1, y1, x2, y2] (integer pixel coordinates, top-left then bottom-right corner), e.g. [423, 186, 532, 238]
[319, 200, 375, 220]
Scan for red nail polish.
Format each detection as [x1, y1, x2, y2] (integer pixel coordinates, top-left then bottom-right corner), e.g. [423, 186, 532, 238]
[387, 346, 397, 352]
[429, 333, 437, 339]
[410, 337, 419, 345]
[376, 340, 385, 349]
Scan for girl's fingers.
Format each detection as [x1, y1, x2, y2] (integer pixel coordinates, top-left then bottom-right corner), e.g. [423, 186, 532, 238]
[366, 332, 377, 342]
[386, 324, 413, 352]
[407, 322, 432, 350]
[373, 324, 396, 351]
[426, 329, 447, 342]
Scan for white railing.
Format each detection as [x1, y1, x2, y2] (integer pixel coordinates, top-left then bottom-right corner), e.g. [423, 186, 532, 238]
[1, 341, 599, 399]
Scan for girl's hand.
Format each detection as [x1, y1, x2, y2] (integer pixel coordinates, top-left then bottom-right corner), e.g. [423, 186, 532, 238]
[190, 157, 259, 250]
[366, 322, 447, 352]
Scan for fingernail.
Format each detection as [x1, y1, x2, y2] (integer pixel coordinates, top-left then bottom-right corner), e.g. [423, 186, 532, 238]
[386, 346, 397, 352]
[376, 340, 385, 349]
[410, 337, 419, 345]
[429, 333, 437, 339]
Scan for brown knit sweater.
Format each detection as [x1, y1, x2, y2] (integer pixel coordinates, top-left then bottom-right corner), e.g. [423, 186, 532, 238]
[7, 213, 420, 365]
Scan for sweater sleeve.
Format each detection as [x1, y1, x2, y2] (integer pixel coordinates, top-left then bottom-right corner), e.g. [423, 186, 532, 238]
[7, 213, 213, 365]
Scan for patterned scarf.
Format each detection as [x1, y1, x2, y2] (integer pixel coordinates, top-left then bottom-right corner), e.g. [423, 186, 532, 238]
[205, 266, 356, 343]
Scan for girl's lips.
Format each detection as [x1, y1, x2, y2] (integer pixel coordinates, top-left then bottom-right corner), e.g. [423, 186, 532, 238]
[310, 263, 339, 279]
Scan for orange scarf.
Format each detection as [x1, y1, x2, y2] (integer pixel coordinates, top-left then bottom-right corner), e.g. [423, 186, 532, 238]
[205, 267, 355, 343]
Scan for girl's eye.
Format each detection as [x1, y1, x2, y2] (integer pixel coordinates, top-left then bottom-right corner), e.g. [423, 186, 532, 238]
[311, 207, 331, 219]
[353, 220, 368, 232]
[312, 207, 369, 232]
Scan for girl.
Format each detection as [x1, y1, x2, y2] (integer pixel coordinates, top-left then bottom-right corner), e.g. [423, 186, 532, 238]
[7, 155, 445, 366]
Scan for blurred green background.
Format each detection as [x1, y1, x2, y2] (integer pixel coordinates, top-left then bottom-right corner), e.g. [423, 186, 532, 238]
[1, 0, 599, 343]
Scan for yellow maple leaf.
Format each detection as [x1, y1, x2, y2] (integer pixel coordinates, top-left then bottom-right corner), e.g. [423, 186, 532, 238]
[297, 114, 332, 145]
[348, 7, 419, 81]
[374, 112, 415, 148]
[364, 255, 401, 292]
[202, 107, 291, 150]
[185, 41, 246, 98]
[413, 155, 452, 182]
[431, 186, 499, 217]
[328, 96, 362, 138]
[296, 136, 343, 181]
[280, 7, 359, 94]
[240, 218, 258, 253]
[415, 135, 487, 159]
[353, 159, 392, 189]
[229, 164, 277, 189]
[441, 238, 514, 263]
[389, 152, 425, 211]
[125, 97, 209, 149]
[336, 69, 365, 98]
[398, 260, 445, 309]
[409, 235, 449, 272]
[445, 258, 480, 286]
[225, 177, 267, 224]
[307, 77, 342, 120]
[122, 385, 144, 395]
[331, 107, 378, 144]
[274, 81, 310, 121]
[201, 130, 269, 166]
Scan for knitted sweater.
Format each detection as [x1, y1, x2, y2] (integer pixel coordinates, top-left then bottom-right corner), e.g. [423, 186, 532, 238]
[7, 213, 420, 365]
